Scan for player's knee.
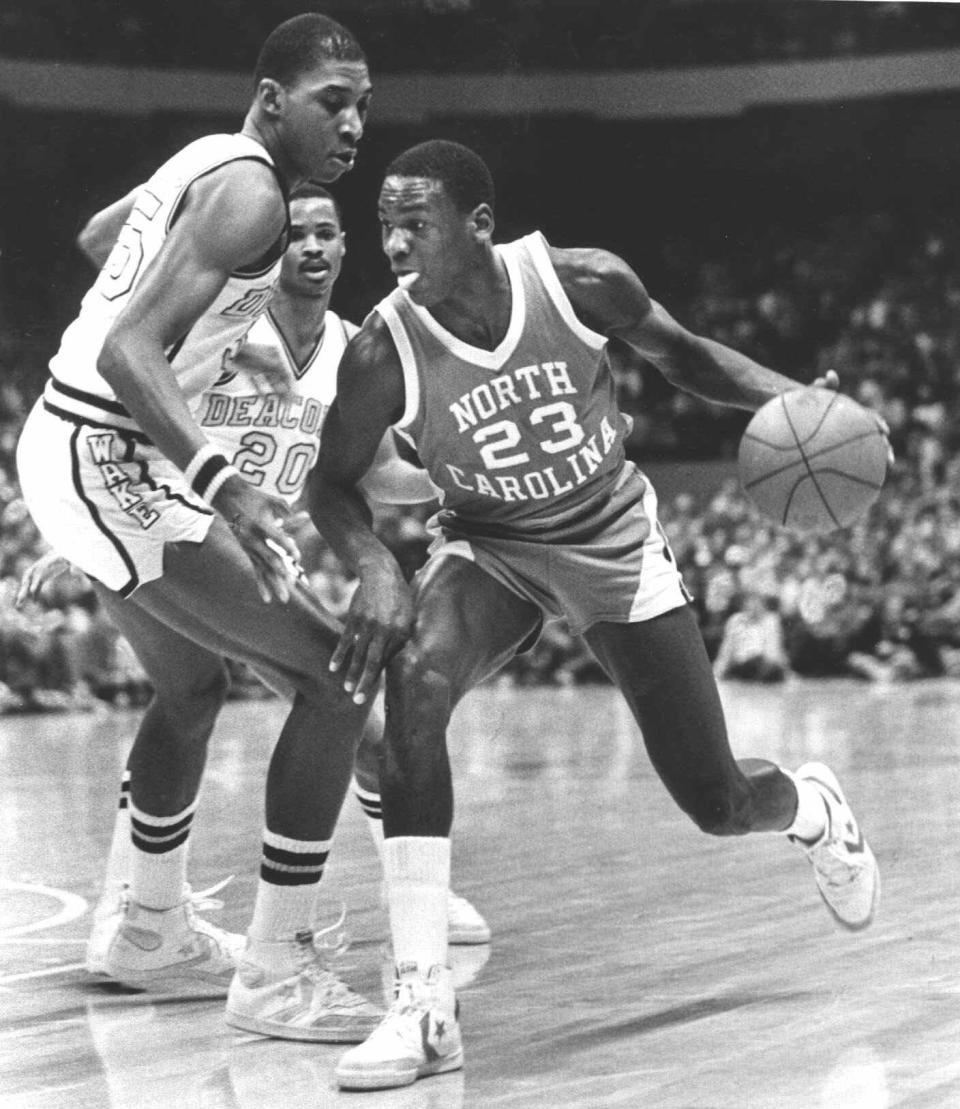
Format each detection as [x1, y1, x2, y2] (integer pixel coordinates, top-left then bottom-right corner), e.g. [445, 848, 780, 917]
[387, 646, 453, 731]
[155, 662, 230, 735]
[684, 789, 753, 837]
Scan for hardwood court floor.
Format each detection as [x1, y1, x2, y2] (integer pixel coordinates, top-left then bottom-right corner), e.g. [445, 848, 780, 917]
[2, 678, 959, 1109]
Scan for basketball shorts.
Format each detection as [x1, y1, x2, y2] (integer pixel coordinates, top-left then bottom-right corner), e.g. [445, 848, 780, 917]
[16, 396, 214, 598]
[427, 462, 690, 636]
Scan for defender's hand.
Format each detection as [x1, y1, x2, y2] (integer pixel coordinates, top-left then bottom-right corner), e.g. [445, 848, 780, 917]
[213, 476, 302, 604]
[16, 551, 72, 608]
[330, 565, 414, 705]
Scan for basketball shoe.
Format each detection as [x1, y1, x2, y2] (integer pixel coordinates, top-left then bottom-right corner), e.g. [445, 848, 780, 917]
[793, 762, 880, 931]
[336, 962, 463, 1090]
[225, 920, 382, 1043]
[103, 885, 245, 995]
[86, 877, 233, 977]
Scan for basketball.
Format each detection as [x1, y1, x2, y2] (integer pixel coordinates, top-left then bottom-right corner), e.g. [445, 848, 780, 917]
[738, 388, 888, 533]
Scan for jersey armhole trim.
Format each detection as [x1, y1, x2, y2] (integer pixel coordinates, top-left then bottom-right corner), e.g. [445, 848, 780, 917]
[524, 231, 607, 351]
[376, 301, 418, 431]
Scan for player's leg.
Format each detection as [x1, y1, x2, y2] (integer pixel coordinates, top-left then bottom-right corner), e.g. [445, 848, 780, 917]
[86, 589, 234, 982]
[584, 604, 879, 929]
[352, 705, 491, 945]
[114, 521, 381, 1032]
[336, 555, 541, 1091]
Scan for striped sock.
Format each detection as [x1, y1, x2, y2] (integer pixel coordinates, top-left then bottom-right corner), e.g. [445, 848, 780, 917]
[248, 829, 331, 948]
[128, 796, 197, 910]
[353, 779, 386, 866]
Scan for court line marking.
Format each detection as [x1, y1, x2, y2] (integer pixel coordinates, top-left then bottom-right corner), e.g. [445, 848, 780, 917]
[0, 880, 89, 937]
[0, 961, 86, 985]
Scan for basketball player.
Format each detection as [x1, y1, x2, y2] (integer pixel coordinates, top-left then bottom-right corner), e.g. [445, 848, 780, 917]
[308, 140, 882, 1089]
[20, 181, 490, 962]
[15, 14, 387, 1043]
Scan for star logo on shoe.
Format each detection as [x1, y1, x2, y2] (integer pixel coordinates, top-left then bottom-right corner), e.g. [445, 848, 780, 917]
[419, 1012, 441, 1062]
[843, 819, 864, 854]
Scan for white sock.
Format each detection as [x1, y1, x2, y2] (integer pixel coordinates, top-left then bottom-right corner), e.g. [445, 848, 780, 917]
[128, 798, 196, 910]
[384, 836, 450, 973]
[246, 828, 331, 971]
[782, 771, 829, 842]
[353, 779, 386, 867]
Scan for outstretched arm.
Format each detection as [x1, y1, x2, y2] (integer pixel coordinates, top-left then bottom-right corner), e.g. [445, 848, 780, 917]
[552, 245, 803, 411]
[308, 317, 414, 702]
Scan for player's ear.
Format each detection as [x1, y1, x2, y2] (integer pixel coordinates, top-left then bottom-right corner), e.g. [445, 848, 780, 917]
[340, 232, 347, 256]
[470, 204, 494, 243]
[255, 78, 285, 120]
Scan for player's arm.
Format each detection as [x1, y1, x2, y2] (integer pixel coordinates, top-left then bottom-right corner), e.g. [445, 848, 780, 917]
[308, 318, 414, 703]
[77, 187, 140, 269]
[552, 245, 802, 412]
[97, 161, 299, 601]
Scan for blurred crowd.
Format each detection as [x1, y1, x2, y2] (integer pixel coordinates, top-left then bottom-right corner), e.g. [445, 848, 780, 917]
[2, 1, 956, 74]
[4, 202, 960, 709]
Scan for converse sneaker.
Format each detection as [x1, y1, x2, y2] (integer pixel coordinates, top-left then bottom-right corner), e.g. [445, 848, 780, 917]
[447, 891, 491, 946]
[103, 885, 245, 995]
[225, 924, 382, 1044]
[794, 762, 880, 931]
[86, 882, 130, 975]
[336, 963, 463, 1091]
[87, 877, 233, 977]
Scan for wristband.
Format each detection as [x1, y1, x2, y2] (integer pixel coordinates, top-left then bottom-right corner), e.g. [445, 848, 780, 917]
[183, 444, 239, 503]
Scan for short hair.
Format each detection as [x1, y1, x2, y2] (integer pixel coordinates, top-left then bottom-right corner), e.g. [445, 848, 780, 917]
[385, 140, 494, 214]
[254, 14, 365, 88]
[289, 180, 342, 223]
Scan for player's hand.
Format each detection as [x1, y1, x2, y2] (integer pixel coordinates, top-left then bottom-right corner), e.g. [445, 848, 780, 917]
[213, 476, 303, 604]
[228, 341, 293, 397]
[330, 563, 414, 705]
[812, 369, 894, 465]
[15, 551, 72, 608]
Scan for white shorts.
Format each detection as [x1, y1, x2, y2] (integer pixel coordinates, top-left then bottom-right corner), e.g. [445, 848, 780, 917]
[17, 395, 214, 597]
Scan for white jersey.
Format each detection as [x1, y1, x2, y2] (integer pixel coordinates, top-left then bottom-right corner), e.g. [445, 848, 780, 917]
[46, 133, 285, 436]
[193, 308, 357, 505]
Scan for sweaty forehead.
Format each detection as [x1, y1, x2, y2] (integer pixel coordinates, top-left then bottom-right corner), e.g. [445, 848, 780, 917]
[290, 58, 371, 95]
[379, 176, 446, 211]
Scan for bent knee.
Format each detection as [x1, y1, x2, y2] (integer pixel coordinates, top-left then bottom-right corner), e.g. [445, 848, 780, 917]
[154, 662, 230, 730]
[387, 646, 454, 721]
[683, 791, 754, 837]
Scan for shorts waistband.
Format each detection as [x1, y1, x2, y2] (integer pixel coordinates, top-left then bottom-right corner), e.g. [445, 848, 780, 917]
[43, 379, 152, 444]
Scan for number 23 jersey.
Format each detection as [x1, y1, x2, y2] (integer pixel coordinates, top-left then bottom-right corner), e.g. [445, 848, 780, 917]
[193, 308, 357, 505]
[376, 231, 631, 537]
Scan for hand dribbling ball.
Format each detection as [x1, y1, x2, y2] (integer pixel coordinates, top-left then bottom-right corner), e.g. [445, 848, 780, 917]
[738, 388, 888, 533]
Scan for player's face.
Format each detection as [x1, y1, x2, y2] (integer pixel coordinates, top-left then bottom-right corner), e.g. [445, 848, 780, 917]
[378, 176, 478, 308]
[280, 196, 345, 299]
[278, 59, 372, 184]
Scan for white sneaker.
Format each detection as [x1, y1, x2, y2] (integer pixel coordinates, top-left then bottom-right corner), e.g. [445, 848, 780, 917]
[447, 891, 491, 946]
[225, 925, 382, 1044]
[103, 884, 245, 995]
[86, 883, 130, 975]
[336, 963, 463, 1091]
[794, 762, 880, 931]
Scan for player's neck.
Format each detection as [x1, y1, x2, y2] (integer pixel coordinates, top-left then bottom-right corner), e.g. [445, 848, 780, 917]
[270, 294, 330, 357]
[428, 251, 511, 351]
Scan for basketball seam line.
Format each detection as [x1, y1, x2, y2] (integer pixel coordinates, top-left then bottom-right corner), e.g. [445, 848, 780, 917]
[781, 392, 840, 529]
